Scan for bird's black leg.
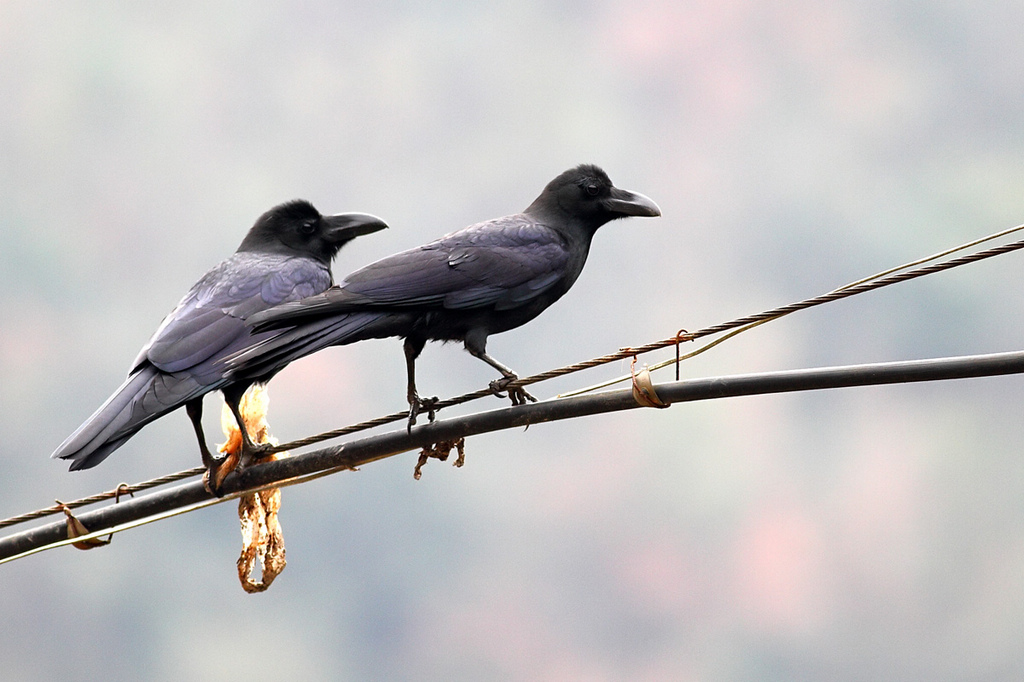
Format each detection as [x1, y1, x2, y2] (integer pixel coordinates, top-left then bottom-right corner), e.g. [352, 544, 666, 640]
[404, 336, 437, 430]
[463, 336, 537, 406]
[185, 398, 218, 469]
[186, 398, 235, 495]
[227, 397, 266, 464]
[199, 385, 270, 495]
[223, 385, 271, 467]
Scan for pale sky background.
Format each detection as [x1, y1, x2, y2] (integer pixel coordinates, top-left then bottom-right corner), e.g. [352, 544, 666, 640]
[4, 2, 1024, 680]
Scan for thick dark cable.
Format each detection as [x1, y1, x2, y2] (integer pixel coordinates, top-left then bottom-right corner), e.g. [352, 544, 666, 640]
[4, 348, 1024, 563]
[265, 235, 1024, 454]
[5, 234, 1023, 531]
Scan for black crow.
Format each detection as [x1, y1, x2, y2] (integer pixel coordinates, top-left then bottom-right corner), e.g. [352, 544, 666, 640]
[229, 165, 660, 426]
[51, 200, 387, 482]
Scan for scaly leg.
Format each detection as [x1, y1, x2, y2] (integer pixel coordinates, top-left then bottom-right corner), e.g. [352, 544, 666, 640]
[186, 398, 234, 496]
[185, 398, 217, 468]
[463, 335, 537, 406]
[404, 336, 438, 430]
[226, 392, 271, 466]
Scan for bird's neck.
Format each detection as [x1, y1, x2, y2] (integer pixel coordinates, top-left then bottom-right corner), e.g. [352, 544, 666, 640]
[236, 242, 335, 266]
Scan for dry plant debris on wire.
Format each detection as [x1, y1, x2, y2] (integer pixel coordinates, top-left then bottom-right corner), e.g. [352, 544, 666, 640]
[4, 223, 1024, 581]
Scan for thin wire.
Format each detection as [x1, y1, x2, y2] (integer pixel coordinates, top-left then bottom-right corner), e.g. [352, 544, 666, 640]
[838, 222, 1024, 290]
[0, 496, 226, 566]
[5, 224, 1024, 532]
[0, 467, 206, 530]
[0, 462, 363, 565]
[561, 225, 1024, 397]
[13, 346, 1024, 564]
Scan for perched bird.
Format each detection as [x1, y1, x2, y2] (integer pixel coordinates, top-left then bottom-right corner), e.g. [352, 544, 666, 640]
[229, 165, 660, 426]
[51, 200, 388, 485]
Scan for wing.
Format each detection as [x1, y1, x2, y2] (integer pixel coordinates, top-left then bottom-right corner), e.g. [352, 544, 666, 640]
[323, 214, 570, 309]
[133, 253, 331, 374]
[247, 214, 572, 329]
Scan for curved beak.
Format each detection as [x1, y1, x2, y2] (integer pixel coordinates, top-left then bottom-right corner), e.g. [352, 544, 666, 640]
[323, 212, 389, 242]
[603, 187, 661, 218]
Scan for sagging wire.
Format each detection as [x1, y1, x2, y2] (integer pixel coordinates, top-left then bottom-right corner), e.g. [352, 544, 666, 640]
[11, 346, 1024, 566]
[0, 460, 361, 567]
[0, 468, 206, 531]
[559, 222, 1024, 398]
[0, 497, 225, 566]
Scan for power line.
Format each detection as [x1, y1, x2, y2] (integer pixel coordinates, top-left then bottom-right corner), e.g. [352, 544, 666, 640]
[259, 227, 1024, 454]
[3, 348, 1024, 564]
[3, 224, 1024, 557]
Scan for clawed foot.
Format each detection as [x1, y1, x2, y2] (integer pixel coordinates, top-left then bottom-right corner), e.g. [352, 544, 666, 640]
[202, 442, 274, 496]
[489, 375, 537, 406]
[203, 451, 238, 496]
[407, 394, 440, 431]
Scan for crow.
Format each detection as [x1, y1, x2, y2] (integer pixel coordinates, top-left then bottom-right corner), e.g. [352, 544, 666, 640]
[51, 200, 387, 485]
[228, 165, 660, 426]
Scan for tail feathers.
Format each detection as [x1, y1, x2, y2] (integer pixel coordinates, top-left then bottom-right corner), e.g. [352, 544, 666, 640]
[228, 312, 390, 379]
[52, 364, 208, 470]
[65, 431, 138, 472]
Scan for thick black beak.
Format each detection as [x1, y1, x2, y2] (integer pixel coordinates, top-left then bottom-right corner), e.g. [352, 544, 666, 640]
[603, 187, 661, 218]
[323, 212, 389, 242]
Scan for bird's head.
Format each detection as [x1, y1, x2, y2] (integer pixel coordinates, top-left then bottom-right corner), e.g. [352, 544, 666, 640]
[525, 164, 661, 233]
[238, 199, 388, 263]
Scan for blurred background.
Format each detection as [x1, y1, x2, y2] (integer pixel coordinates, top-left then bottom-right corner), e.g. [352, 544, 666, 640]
[4, 1, 1024, 680]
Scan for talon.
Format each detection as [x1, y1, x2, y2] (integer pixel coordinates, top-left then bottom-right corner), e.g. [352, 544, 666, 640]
[490, 376, 535, 406]
[407, 395, 439, 431]
[515, 386, 538, 404]
[239, 441, 274, 469]
[423, 396, 439, 422]
[488, 379, 508, 398]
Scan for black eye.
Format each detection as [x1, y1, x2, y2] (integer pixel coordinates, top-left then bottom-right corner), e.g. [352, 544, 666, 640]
[585, 184, 600, 197]
[299, 219, 318, 235]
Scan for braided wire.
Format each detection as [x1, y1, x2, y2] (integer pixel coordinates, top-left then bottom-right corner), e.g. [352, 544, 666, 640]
[4, 231, 1023, 531]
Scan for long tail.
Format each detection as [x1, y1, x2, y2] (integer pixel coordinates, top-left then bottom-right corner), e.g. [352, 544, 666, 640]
[52, 364, 206, 470]
[227, 311, 399, 380]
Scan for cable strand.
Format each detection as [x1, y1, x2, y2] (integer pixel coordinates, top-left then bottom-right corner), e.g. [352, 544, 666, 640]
[5, 227, 1023, 531]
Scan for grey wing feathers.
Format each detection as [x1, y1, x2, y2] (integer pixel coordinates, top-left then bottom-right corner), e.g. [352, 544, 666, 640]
[351, 215, 569, 309]
[232, 217, 574, 378]
[137, 254, 330, 373]
[265, 215, 571, 319]
[54, 253, 331, 469]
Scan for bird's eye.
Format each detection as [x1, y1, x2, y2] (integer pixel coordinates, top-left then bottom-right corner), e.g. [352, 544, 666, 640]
[585, 184, 600, 196]
[299, 219, 318, 235]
